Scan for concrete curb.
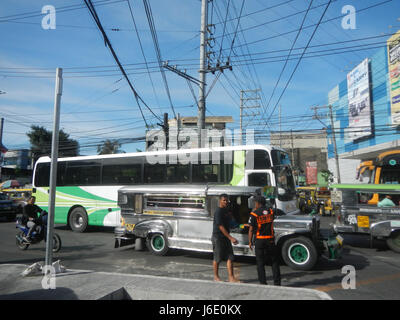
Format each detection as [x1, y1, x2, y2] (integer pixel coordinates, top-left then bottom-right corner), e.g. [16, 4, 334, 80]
[0, 264, 331, 300]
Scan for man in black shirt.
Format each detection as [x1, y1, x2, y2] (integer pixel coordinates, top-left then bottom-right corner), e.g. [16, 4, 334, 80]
[23, 196, 45, 242]
[212, 194, 240, 282]
[248, 195, 281, 286]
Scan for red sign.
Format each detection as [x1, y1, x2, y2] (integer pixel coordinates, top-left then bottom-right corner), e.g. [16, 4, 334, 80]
[306, 161, 318, 185]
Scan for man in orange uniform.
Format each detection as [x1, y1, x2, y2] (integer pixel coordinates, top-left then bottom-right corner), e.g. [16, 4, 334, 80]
[248, 196, 281, 286]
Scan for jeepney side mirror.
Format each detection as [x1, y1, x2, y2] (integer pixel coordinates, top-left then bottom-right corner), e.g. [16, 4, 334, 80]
[278, 187, 286, 196]
[248, 196, 255, 210]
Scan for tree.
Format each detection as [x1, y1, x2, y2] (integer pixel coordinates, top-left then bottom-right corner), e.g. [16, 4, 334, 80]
[97, 139, 122, 155]
[27, 125, 79, 163]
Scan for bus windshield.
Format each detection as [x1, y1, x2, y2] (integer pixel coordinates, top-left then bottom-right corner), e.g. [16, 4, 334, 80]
[275, 166, 296, 201]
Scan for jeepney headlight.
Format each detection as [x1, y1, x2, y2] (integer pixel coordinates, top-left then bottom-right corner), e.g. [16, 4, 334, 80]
[120, 217, 125, 227]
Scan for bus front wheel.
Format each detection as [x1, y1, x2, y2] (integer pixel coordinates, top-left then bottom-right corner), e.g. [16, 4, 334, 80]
[69, 207, 88, 233]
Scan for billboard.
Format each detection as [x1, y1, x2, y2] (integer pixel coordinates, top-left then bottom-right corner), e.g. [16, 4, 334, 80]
[387, 30, 400, 125]
[347, 58, 372, 140]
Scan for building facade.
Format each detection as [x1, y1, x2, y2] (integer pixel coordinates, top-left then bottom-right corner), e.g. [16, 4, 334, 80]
[270, 131, 328, 185]
[325, 31, 400, 183]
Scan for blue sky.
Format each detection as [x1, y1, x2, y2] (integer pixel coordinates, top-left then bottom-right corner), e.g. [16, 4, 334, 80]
[1, 0, 399, 155]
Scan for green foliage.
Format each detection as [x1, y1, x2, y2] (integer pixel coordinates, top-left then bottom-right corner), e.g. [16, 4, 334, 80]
[97, 139, 122, 155]
[27, 125, 79, 162]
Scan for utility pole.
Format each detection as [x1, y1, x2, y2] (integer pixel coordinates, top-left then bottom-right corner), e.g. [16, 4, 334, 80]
[279, 105, 282, 148]
[328, 105, 341, 183]
[240, 89, 261, 145]
[45, 68, 63, 269]
[290, 129, 295, 167]
[163, 112, 169, 150]
[0, 118, 4, 181]
[311, 105, 341, 184]
[197, 0, 208, 148]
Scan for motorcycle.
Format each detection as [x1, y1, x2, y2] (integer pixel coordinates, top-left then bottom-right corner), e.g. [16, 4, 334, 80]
[15, 211, 62, 252]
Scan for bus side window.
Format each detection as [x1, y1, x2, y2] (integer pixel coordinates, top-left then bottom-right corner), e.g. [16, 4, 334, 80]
[248, 172, 271, 187]
[144, 163, 165, 183]
[246, 150, 271, 170]
[166, 164, 190, 183]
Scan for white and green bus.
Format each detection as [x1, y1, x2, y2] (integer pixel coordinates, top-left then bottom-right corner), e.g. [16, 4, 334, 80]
[32, 144, 298, 232]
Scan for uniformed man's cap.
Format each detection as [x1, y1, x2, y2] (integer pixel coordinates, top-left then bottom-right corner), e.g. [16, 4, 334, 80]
[255, 195, 266, 205]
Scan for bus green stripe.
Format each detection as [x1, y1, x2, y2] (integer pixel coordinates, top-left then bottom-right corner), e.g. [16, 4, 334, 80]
[230, 151, 245, 186]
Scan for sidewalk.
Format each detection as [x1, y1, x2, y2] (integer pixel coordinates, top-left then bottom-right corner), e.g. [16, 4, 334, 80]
[0, 264, 331, 300]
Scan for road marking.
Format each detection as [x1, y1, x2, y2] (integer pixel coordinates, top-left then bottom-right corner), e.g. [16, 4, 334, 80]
[314, 272, 400, 292]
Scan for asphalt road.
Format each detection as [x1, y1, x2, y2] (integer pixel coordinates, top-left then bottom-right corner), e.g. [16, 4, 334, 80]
[1, 216, 400, 300]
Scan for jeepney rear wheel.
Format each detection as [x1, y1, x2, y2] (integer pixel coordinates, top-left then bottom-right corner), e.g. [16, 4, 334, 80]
[386, 231, 400, 253]
[281, 236, 318, 271]
[147, 233, 169, 256]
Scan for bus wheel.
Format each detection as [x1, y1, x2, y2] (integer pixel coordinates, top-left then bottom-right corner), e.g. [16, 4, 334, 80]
[69, 207, 88, 232]
[147, 233, 169, 256]
[281, 236, 317, 271]
[386, 231, 400, 253]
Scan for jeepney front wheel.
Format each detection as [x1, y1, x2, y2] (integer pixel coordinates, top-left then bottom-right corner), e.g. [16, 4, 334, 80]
[281, 236, 318, 271]
[147, 233, 169, 256]
[386, 231, 400, 253]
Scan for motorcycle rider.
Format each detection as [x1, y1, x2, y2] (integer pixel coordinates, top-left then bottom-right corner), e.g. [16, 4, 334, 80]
[22, 196, 45, 243]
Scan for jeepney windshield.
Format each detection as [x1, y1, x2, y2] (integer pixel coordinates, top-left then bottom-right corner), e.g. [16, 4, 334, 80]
[380, 166, 400, 184]
[275, 165, 296, 201]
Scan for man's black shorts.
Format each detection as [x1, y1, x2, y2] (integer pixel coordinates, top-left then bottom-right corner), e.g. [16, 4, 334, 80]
[212, 236, 234, 263]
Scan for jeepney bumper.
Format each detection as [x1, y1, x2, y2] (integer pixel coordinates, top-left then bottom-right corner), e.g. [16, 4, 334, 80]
[322, 235, 343, 260]
[114, 226, 136, 248]
[333, 223, 356, 234]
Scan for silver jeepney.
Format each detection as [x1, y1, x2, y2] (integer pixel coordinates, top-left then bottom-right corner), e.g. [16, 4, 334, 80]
[331, 184, 400, 253]
[115, 185, 341, 270]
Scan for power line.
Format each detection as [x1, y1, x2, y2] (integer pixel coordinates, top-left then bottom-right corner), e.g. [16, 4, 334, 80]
[264, 0, 333, 128]
[142, 0, 177, 119]
[83, 0, 160, 128]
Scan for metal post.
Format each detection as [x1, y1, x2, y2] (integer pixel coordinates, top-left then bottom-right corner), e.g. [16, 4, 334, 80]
[240, 90, 243, 145]
[45, 68, 63, 268]
[0, 118, 4, 181]
[328, 105, 341, 183]
[197, 0, 208, 148]
[0, 118, 4, 144]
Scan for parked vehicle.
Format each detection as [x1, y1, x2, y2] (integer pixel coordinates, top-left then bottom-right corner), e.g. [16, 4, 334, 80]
[297, 186, 333, 216]
[355, 150, 400, 205]
[331, 184, 400, 253]
[2, 188, 32, 214]
[115, 185, 342, 271]
[0, 193, 19, 221]
[15, 211, 62, 252]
